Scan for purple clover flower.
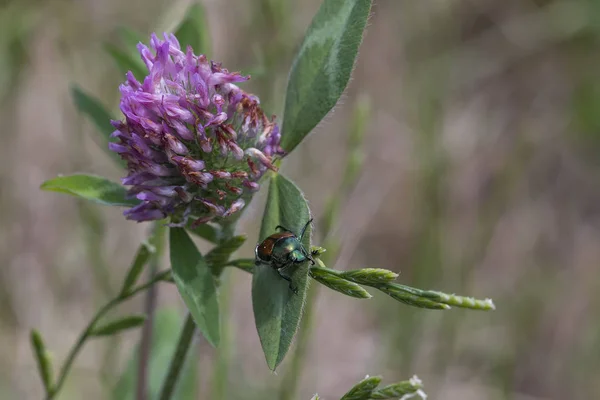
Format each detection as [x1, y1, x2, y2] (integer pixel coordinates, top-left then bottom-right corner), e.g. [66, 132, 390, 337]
[110, 33, 285, 224]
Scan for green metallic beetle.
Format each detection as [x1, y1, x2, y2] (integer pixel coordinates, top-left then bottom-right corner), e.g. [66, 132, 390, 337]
[255, 219, 315, 293]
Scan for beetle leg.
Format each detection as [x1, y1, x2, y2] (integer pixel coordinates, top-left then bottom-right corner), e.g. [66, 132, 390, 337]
[302, 248, 315, 265]
[277, 267, 297, 294]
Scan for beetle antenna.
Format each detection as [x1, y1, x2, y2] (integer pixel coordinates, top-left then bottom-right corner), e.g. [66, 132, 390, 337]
[299, 218, 313, 241]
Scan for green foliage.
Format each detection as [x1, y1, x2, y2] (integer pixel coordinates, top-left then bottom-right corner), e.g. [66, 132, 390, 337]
[112, 310, 198, 400]
[281, 0, 372, 152]
[90, 315, 146, 336]
[187, 222, 222, 244]
[340, 268, 398, 285]
[175, 3, 212, 55]
[117, 27, 145, 51]
[309, 263, 372, 299]
[340, 376, 382, 400]
[119, 242, 155, 296]
[70, 85, 124, 165]
[30, 330, 53, 394]
[206, 235, 247, 275]
[169, 227, 220, 347]
[40, 174, 138, 207]
[369, 376, 424, 399]
[104, 43, 147, 81]
[224, 258, 254, 273]
[252, 173, 312, 370]
[336, 375, 425, 400]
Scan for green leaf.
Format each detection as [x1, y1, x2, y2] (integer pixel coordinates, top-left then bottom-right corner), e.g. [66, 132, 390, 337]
[112, 309, 197, 400]
[40, 174, 139, 207]
[187, 222, 221, 244]
[226, 258, 255, 274]
[252, 173, 312, 370]
[71, 85, 124, 165]
[117, 27, 145, 51]
[340, 268, 398, 285]
[119, 242, 155, 296]
[369, 376, 424, 399]
[206, 235, 247, 275]
[309, 264, 372, 299]
[169, 227, 220, 347]
[91, 315, 146, 336]
[104, 43, 147, 81]
[281, 0, 372, 153]
[30, 330, 53, 393]
[175, 3, 211, 55]
[340, 375, 382, 400]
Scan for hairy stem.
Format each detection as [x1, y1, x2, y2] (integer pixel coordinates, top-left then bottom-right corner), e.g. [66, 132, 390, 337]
[158, 313, 196, 400]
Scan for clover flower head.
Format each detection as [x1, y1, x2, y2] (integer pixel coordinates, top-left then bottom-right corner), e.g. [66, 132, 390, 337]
[109, 33, 284, 224]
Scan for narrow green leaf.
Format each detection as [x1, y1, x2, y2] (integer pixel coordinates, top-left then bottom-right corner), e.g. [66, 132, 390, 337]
[169, 227, 220, 347]
[252, 173, 312, 370]
[187, 222, 221, 244]
[118, 27, 145, 50]
[376, 284, 450, 310]
[112, 309, 197, 400]
[104, 43, 146, 81]
[119, 242, 155, 296]
[71, 85, 124, 165]
[91, 315, 146, 336]
[419, 290, 496, 311]
[310, 246, 327, 257]
[340, 268, 398, 285]
[309, 265, 371, 299]
[40, 174, 139, 207]
[175, 3, 211, 55]
[281, 0, 372, 152]
[30, 330, 53, 393]
[226, 258, 255, 274]
[71, 85, 114, 136]
[369, 376, 424, 399]
[340, 375, 382, 400]
[206, 235, 247, 275]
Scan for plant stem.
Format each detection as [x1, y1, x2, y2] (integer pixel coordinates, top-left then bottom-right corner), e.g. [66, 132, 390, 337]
[47, 299, 117, 399]
[46, 270, 172, 399]
[137, 222, 166, 400]
[158, 313, 196, 400]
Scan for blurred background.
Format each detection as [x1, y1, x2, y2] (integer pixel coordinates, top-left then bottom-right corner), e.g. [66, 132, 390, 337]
[2, 0, 600, 399]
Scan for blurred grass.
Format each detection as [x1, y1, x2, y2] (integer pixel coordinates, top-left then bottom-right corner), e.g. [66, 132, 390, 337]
[2, 0, 600, 399]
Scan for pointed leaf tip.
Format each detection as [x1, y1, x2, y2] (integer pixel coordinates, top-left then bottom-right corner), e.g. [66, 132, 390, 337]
[30, 330, 53, 393]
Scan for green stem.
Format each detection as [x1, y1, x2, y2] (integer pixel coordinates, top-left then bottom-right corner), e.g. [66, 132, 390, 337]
[158, 313, 196, 400]
[47, 299, 117, 400]
[137, 222, 166, 399]
[46, 270, 171, 400]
